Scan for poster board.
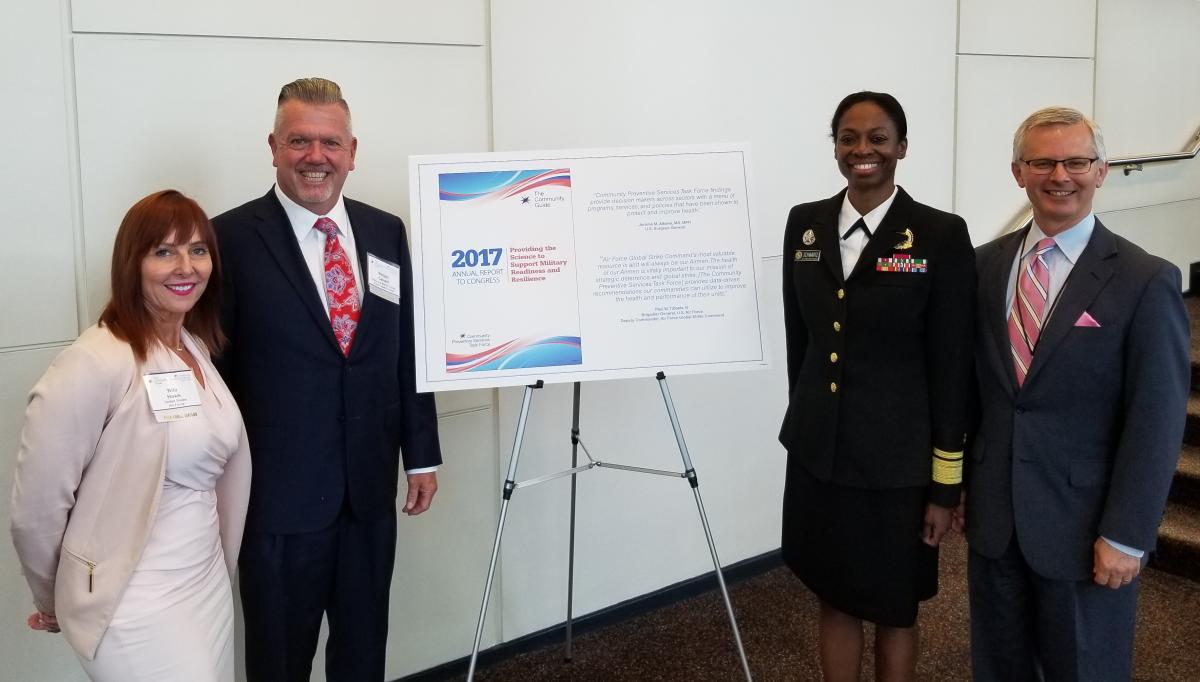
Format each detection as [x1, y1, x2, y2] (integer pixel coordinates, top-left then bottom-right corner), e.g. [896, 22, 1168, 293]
[408, 143, 768, 392]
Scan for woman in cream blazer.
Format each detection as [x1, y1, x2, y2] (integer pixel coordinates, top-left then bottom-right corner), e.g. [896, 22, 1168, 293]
[10, 190, 250, 680]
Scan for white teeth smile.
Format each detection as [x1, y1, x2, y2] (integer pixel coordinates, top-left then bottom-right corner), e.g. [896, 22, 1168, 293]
[301, 172, 328, 181]
[1048, 190, 1073, 196]
[852, 163, 879, 170]
[166, 284, 194, 293]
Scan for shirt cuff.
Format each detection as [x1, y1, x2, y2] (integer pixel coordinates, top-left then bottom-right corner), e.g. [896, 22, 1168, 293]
[1101, 536, 1144, 558]
[405, 466, 438, 475]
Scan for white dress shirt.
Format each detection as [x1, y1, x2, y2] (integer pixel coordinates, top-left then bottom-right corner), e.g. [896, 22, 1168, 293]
[837, 186, 899, 280]
[1005, 214, 1139, 558]
[274, 185, 364, 313]
[273, 185, 435, 475]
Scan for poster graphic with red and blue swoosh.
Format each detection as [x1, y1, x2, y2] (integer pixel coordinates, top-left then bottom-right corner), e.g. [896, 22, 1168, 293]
[438, 168, 583, 373]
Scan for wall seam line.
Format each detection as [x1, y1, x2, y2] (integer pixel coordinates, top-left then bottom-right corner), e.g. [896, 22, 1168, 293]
[62, 0, 89, 336]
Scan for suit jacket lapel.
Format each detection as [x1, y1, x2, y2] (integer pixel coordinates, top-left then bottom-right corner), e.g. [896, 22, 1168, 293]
[1023, 220, 1117, 388]
[984, 228, 1026, 396]
[345, 200, 383, 361]
[251, 190, 342, 354]
[814, 190, 845, 284]
[848, 187, 914, 281]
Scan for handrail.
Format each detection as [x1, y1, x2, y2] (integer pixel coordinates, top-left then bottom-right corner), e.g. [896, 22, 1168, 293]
[1112, 124, 1200, 174]
[1001, 124, 1200, 235]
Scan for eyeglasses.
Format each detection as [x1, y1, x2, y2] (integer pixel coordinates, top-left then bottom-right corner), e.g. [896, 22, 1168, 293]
[1019, 157, 1100, 175]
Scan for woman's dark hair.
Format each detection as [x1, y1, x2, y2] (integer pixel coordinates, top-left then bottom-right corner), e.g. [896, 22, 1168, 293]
[830, 91, 907, 141]
[98, 189, 225, 361]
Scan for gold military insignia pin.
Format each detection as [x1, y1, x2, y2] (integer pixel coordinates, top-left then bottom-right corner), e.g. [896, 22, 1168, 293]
[894, 228, 914, 250]
[802, 229, 816, 246]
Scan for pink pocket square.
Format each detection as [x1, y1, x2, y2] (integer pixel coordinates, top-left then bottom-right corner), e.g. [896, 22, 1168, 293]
[1074, 311, 1101, 328]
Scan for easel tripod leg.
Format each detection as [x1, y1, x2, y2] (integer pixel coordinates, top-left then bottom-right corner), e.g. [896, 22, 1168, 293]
[656, 373, 753, 681]
[467, 383, 540, 681]
[689, 486, 752, 680]
[565, 381, 581, 661]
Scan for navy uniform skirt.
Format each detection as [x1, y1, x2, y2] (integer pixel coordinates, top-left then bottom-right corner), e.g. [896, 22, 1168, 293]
[781, 460, 937, 628]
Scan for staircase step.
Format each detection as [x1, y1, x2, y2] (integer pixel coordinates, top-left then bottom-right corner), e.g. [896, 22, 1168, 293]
[1170, 445, 1200, 509]
[1157, 296, 1199, 583]
[1151, 501, 1200, 582]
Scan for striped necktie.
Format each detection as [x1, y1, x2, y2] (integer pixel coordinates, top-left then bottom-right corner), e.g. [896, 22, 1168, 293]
[1007, 237, 1056, 386]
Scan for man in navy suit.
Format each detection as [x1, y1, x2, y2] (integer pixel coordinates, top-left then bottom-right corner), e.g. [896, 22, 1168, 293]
[962, 106, 1190, 680]
[213, 77, 443, 682]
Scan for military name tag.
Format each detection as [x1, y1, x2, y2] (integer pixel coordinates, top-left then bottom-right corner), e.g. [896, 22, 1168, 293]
[794, 249, 821, 262]
[876, 253, 928, 273]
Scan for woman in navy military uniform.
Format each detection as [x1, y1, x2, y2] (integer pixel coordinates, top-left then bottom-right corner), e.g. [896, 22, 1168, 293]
[779, 92, 975, 681]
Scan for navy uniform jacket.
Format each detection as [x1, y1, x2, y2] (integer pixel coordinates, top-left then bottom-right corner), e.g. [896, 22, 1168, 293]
[213, 189, 442, 534]
[967, 220, 1189, 580]
[779, 187, 975, 508]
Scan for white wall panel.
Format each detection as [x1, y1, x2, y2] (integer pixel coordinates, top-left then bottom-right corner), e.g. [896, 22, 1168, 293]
[1096, 158, 1200, 218]
[1098, 199, 1200, 289]
[71, 0, 485, 46]
[387, 407, 501, 677]
[0, 346, 86, 682]
[1093, 0, 1200, 214]
[495, 258, 787, 640]
[73, 35, 489, 323]
[436, 388, 494, 414]
[1, 1, 80, 346]
[954, 55, 1094, 246]
[959, 0, 1095, 58]
[491, 0, 959, 259]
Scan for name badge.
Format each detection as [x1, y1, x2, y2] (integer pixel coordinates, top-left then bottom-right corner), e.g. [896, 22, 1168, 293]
[142, 370, 202, 422]
[794, 249, 821, 262]
[367, 253, 401, 304]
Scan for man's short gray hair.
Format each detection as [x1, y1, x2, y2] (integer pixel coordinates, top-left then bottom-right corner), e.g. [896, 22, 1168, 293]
[274, 77, 352, 133]
[1012, 106, 1106, 164]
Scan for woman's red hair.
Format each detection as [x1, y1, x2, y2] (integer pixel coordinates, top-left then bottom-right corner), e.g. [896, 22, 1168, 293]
[98, 190, 224, 361]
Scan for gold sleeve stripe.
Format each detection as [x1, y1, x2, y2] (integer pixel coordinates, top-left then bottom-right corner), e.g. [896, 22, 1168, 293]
[933, 447, 964, 460]
[932, 448, 964, 485]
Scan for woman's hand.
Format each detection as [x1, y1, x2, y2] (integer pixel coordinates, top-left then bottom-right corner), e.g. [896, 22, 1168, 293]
[27, 611, 60, 633]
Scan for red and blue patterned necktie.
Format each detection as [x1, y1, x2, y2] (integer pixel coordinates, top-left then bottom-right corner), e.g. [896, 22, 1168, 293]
[314, 217, 360, 356]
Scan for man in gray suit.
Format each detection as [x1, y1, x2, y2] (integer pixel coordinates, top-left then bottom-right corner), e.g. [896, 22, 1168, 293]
[962, 106, 1190, 680]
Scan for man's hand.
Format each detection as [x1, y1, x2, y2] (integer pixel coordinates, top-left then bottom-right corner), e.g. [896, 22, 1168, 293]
[27, 611, 59, 633]
[402, 471, 438, 516]
[1093, 537, 1140, 589]
[922, 502, 953, 547]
